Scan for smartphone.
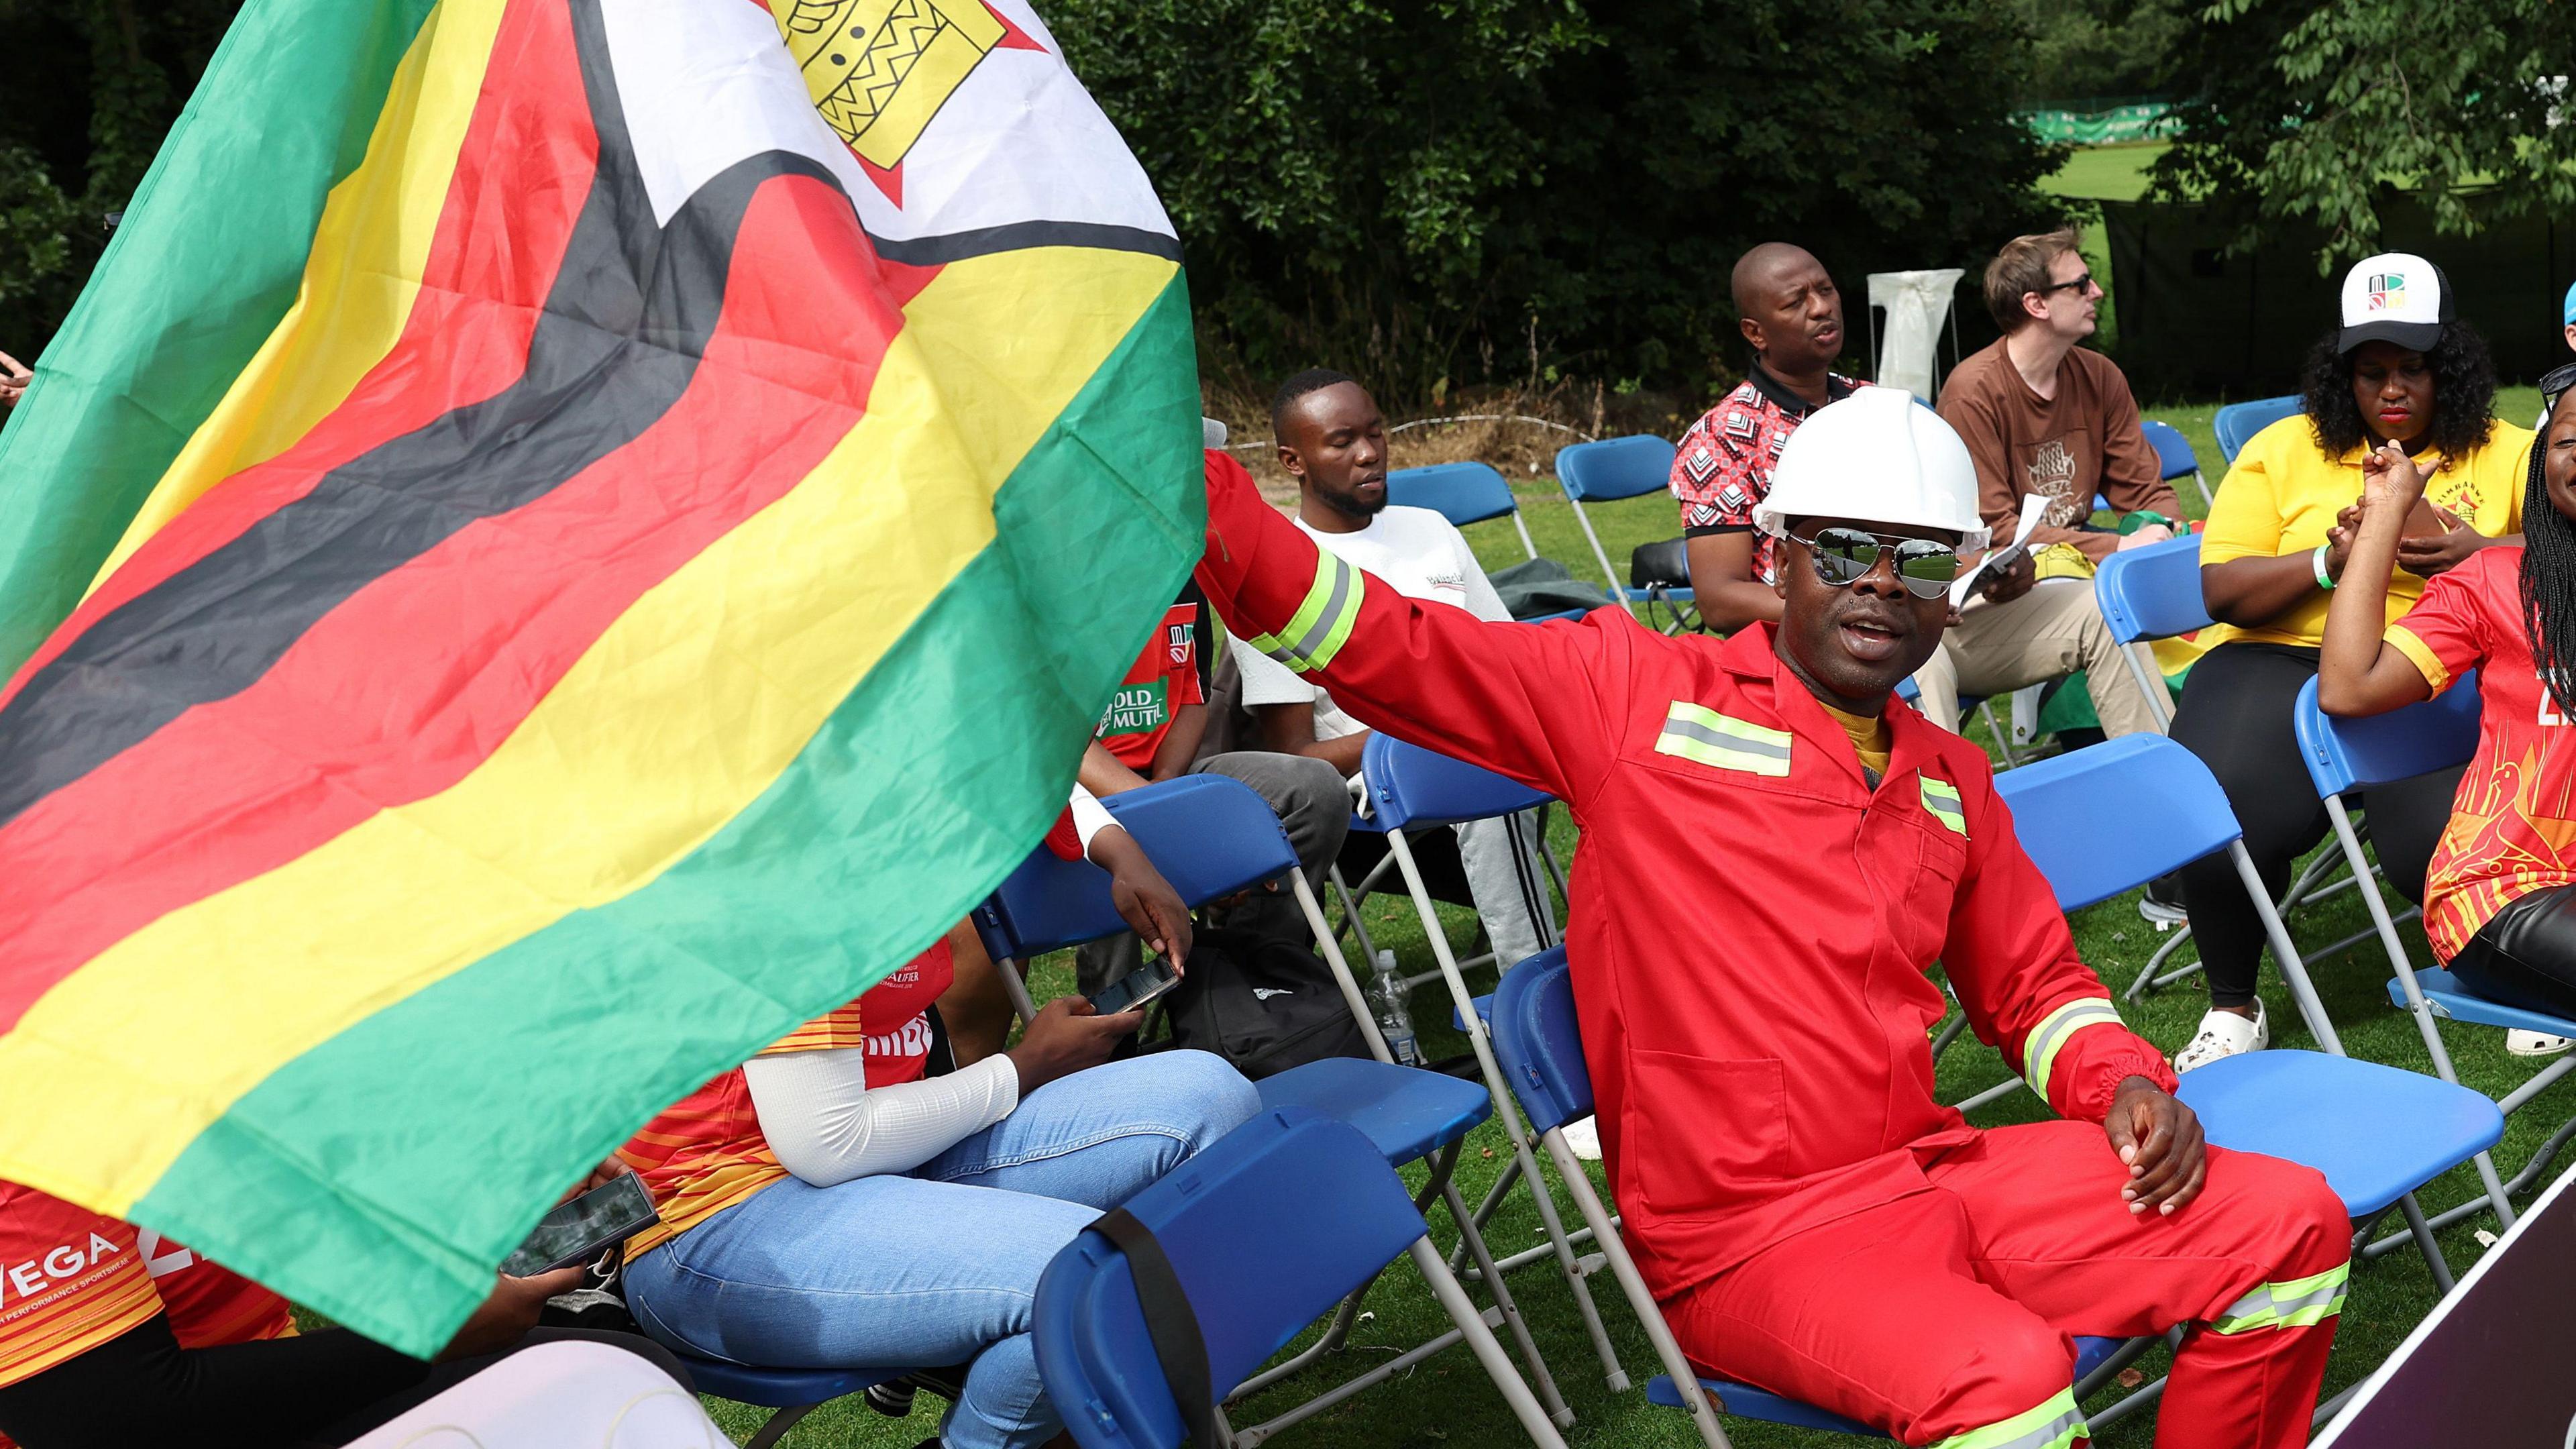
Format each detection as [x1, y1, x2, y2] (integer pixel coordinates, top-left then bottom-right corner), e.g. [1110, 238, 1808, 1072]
[500, 1172, 658, 1278]
[1087, 955, 1183, 1016]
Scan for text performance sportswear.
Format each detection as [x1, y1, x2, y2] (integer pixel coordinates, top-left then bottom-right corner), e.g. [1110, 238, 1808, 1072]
[0, 0, 1196, 1355]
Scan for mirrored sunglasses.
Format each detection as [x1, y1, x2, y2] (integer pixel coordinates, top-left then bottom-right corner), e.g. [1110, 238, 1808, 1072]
[1799, 527, 1960, 600]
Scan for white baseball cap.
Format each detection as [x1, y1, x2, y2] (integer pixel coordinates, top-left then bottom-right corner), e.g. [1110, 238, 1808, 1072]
[1752, 388, 1990, 553]
[2339, 252, 2452, 354]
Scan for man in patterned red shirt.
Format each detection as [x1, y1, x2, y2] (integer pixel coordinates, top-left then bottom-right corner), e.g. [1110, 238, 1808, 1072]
[1670, 244, 1872, 632]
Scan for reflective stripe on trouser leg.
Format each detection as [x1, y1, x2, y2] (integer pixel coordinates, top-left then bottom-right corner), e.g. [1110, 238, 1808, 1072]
[2019, 997, 2126, 1098]
[2206, 1263, 2349, 1334]
[1930, 1387, 2085, 1449]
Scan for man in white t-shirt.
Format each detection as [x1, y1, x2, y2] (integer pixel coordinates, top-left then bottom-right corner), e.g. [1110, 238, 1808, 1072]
[1228, 370, 1557, 969]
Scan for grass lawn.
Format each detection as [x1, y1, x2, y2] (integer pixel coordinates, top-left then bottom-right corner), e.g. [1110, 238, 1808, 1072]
[2043, 143, 2170, 203]
[700, 392, 2559, 1447]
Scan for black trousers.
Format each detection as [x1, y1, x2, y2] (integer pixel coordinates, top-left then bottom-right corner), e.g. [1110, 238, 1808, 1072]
[0, 1316, 688, 1449]
[2449, 883, 2576, 1022]
[2167, 643, 2462, 1008]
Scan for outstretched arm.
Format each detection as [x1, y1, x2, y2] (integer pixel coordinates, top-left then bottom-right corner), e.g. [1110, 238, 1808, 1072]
[1195, 451, 1629, 804]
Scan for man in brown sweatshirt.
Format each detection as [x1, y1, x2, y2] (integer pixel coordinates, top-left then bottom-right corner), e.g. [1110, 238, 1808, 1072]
[1921, 228, 2174, 738]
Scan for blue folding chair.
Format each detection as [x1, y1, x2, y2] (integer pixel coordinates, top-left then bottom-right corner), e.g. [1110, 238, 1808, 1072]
[2214, 395, 2303, 465]
[1033, 1106, 1569, 1449]
[973, 774, 1578, 1434]
[1994, 733, 2505, 1294]
[1353, 731, 1625, 1391]
[672, 1357, 924, 1449]
[1387, 461, 1542, 558]
[1554, 435, 1698, 633]
[2090, 531, 2204, 731]
[1485, 948, 2137, 1448]
[2140, 418, 2210, 507]
[2293, 676, 2575, 1254]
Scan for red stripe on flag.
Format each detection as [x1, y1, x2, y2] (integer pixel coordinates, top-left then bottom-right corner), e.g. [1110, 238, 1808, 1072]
[0, 174, 920, 1025]
[0, 0, 596, 715]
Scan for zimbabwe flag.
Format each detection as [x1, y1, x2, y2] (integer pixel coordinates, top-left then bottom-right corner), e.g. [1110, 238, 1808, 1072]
[0, 0, 1197, 1354]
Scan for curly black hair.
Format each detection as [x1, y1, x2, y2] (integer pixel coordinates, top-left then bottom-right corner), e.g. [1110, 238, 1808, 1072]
[2299, 321, 2499, 460]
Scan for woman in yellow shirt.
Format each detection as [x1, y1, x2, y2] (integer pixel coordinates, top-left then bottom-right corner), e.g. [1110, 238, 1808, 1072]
[2167, 254, 2533, 1071]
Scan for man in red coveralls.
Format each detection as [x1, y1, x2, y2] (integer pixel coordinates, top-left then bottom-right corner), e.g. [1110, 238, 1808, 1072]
[1195, 382, 2349, 1449]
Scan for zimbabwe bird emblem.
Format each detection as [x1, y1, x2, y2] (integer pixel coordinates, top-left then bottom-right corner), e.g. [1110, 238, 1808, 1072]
[771, 0, 1010, 171]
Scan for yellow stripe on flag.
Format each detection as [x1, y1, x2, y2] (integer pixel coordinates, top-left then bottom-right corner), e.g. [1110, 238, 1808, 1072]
[0, 247, 1179, 1211]
[85, 0, 504, 594]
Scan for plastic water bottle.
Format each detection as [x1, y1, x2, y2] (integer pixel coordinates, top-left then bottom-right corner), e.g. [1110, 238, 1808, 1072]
[1369, 951, 1421, 1067]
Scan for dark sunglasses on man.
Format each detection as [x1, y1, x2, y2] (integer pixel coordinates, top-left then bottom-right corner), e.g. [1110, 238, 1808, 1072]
[1790, 525, 1962, 600]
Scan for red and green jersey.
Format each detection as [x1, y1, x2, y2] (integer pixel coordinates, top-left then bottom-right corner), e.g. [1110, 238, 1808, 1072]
[1093, 588, 1205, 770]
[2385, 547, 2576, 960]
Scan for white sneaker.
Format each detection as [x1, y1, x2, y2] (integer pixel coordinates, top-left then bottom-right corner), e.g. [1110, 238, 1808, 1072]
[2508, 1029, 2575, 1057]
[1559, 1115, 1603, 1162]
[2174, 1001, 2269, 1073]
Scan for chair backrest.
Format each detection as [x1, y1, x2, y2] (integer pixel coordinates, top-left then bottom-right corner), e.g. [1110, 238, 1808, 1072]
[2292, 673, 2484, 800]
[1031, 1108, 1426, 1449]
[975, 775, 1299, 960]
[2139, 419, 2200, 482]
[1554, 435, 1678, 503]
[2213, 395, 2302, 464]
[2091, 533, 2210, 645]
[1488, 947, 1589, 1132]
[1361, 731, 1552, 830]
[1387, 462, 1519, 529]
[1994, 733, 2245, 911]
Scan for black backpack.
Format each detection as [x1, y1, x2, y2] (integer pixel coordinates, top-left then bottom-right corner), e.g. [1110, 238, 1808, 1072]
[1148, 927, 1370, 1079]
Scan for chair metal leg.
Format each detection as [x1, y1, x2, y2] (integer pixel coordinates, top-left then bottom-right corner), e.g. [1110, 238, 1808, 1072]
[2127, 922, 2196, 1000]
[1387, 828, 1629, 1393]
[997, 953, 1040, 1030]
[1929, 1010, 1970, 1059]
[2118, 636, 2173, 731]
[1443, 1177, 1576, 1430]
[1410, 1237, 1574, 1449]
[2328, 800, 2518, 1232]
[1291, 873, 1395, 1064]
[2230, 842, 2344, 1055]
[1328, 864, 1384, 975]
[2396, 1190, 2457, 1294]
[743, 1403, 821, 1449]
[1537, 1127, 1732, 1449]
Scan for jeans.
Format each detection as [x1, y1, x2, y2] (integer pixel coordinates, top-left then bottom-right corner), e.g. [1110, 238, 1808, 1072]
[623, 1051, 1260, 1449]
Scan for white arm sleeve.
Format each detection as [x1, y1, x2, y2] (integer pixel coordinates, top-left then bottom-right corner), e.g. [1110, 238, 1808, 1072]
[743, 1048, 1019, 1187]
[1069, 782, 1117, 855]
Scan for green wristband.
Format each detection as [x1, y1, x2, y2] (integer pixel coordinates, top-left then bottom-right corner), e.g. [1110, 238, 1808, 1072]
[2312, 543, 2337, 590]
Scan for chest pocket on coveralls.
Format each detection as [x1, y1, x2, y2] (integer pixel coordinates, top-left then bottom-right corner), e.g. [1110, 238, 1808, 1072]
[1896, 773, 1971, 966]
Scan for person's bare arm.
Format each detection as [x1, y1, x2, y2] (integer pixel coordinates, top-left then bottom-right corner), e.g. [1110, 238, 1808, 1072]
[1252, 701, 1367, 777]
[2319, 447, 2438, 716]
[2201, 503, 2359, 628]
[1682, 533, 1782, 633]
[1077, 739, 1150, 798]
[1148, 702, 1206, 782]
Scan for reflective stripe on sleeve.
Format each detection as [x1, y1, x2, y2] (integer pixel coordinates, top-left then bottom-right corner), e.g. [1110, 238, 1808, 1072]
[1931, 1387, 2085, 1449]
[2021, 996, 2128, 1099]
[2208, 1263, 2349, 1334]
[1921, 775, 1968, 835]
[1250, 551, 1363, 674]
[1654, 702, 1792, 777]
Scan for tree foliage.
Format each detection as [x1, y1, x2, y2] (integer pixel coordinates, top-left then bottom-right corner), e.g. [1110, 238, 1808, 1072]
[2152, 0, 2576, 267]
[1051, 0, 2065, 396]
[0, 0, 240, 351]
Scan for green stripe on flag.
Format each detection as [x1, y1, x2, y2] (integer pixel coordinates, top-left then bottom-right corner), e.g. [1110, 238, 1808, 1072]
[130, 277, 1202, 1357]
[0, 0, 440, 677]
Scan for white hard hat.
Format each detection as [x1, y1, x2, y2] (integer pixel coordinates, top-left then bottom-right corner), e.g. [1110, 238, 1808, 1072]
[1751, 387, 1990, 553]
